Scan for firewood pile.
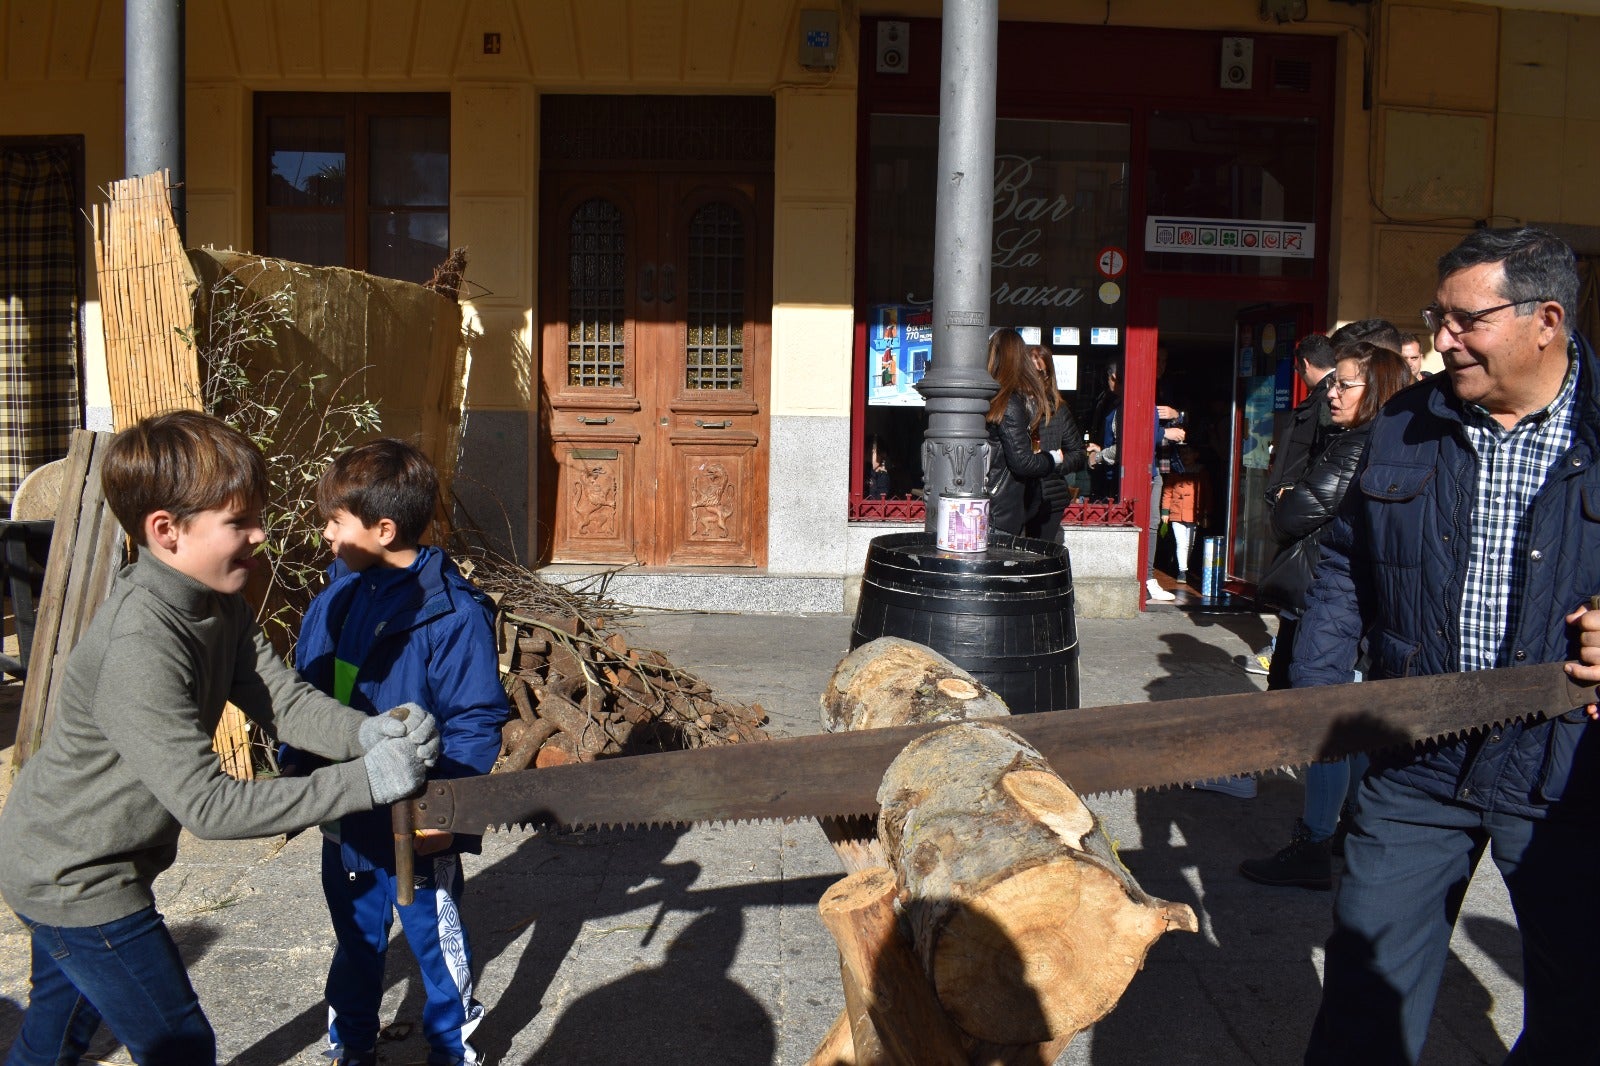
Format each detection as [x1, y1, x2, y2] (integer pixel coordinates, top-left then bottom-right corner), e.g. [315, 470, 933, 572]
[461, 553, 770, 772]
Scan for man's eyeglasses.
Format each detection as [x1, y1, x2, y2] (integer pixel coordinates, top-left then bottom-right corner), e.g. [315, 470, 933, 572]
[1421, 298, 1545, 336]
[1330, 379, 1366, 393]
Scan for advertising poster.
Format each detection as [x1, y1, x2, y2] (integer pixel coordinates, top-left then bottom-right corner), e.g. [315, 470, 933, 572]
[1241, 374, 1277, 470]
[868, 304, 933, 406]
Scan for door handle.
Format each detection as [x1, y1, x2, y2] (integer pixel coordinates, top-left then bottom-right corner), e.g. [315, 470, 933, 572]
[660, 263, 677, 304]
[639, 263, 655, 303]
[577, 416, 615, 425]
[694, 419, 732, 429]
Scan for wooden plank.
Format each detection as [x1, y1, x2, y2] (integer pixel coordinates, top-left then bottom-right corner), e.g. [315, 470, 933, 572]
[13, 431, 118, 767]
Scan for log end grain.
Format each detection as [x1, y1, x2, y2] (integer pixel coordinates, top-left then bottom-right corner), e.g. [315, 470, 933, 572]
[932, 860, 1196, 1045]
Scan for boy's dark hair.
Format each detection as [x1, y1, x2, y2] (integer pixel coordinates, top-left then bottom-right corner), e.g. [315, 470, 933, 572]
[1295, 334, 1337, 371]
[102, 410, 269, 546]
[1436, 226, 1580, 327]
[1329, 318, 1404, 354]
[317, 438, 439, 546]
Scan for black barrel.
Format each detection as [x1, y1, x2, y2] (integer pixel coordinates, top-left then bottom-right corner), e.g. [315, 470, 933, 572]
[851, 531, 1080, 714]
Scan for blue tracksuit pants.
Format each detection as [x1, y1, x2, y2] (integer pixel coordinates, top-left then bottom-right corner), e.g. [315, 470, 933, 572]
[320, 839, 485, 1064]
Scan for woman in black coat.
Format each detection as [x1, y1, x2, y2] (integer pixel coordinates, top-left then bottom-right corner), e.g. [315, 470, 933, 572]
[1026, 345, 1088, 542]
[1240, 341, 1415, 889]
[984, 329, 1067, 536]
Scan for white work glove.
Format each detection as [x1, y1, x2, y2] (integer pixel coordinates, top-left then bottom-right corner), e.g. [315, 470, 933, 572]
[363, 735, 427, 806]
[357, 703, 441, 769]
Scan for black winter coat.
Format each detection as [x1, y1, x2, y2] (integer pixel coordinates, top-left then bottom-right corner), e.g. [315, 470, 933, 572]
[987, 393, 1060, 535]
[1264, 373, 1334, 522]
[1257, 423, 1369, 611]
[1033, 397, 1089, 534]
[1291, 334, 1600, 819]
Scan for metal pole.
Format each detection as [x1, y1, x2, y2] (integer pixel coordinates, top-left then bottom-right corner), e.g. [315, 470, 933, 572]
[125, 0, 186, 240]
[916, 0, 999, 533]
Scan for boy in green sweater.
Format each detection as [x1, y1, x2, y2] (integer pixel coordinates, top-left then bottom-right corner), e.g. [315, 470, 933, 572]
[0, 411, 440, 1066]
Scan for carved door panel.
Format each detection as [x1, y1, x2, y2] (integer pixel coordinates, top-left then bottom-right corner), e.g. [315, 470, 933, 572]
[541, 172, 770, 566]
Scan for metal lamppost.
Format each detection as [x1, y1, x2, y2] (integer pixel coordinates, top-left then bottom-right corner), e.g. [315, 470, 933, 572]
[915, 0, 999, 532]
[125, 0, 186, 239]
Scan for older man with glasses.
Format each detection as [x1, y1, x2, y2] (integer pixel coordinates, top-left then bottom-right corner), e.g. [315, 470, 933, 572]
[1294, 227, 1600, 1065]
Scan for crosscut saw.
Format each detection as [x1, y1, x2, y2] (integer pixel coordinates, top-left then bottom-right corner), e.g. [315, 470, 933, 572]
[397, 660, 1595, 840]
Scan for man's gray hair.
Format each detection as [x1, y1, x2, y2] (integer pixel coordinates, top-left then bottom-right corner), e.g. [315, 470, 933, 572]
[1438, 227, 1579, 327]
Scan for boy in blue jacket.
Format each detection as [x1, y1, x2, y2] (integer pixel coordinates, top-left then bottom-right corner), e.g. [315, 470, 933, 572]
[286, 439, 509, 1066]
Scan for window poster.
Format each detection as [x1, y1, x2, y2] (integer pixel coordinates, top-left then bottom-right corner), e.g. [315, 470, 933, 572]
[868, 304, 933, 406]
[1241, 374, 1277, 470]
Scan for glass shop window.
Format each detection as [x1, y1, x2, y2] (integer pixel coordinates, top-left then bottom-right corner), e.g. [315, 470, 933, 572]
[255, 93, 449, 285]
[860, 114, 1130, 507]
[1144, 112, 1319, 279]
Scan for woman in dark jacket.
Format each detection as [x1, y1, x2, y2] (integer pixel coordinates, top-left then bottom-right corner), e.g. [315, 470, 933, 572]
[984, 329, 1067, 536]
[1026, 345, 1088, 542]
[1240, 341, 1415, 889]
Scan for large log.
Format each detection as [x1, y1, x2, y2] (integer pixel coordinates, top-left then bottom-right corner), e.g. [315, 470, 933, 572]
[822, 636, 1011, 733]
[819, 637, 1012, 874]
[878, 720, 1198, 1047]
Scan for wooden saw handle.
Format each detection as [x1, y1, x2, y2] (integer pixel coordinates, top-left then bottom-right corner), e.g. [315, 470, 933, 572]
[388, 705, 418, 906]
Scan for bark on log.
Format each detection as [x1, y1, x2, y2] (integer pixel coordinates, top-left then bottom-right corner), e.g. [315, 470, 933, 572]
[822, 637, 1011, 733]
[532, 687, 614, 757]
[499, 717, 559, 773]
[819, 637, 1012, 874]
[817, 867, 967, 1066]
[878, 720, 1198, 1047]
[534, 732, 579, 767]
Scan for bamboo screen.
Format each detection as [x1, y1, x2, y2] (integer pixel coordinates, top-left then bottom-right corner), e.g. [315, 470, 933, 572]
[90, 171, 202, 427]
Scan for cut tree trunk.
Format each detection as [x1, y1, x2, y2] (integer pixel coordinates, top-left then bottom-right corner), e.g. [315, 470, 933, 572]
[877, 720, 1198, 1047]
[819, 637, 1013, 873]
[822, 636, 1011, 733]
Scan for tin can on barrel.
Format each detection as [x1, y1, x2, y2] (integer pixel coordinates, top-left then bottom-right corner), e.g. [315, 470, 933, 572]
[935, 492, 990, 553]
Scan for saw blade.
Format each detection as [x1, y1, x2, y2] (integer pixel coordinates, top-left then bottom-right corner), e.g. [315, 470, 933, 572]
[407, 660, 1595, 835]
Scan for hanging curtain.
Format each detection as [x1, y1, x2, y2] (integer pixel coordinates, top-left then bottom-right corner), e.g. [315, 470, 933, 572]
[0, 144, 80, 511]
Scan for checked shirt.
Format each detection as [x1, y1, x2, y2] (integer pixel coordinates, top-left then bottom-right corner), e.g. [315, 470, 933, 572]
[1456, 339, 1580, 672]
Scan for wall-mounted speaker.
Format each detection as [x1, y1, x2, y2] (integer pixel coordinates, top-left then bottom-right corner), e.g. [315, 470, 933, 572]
[877, 21, 909, 76]
[1220, 36, 1254, 90]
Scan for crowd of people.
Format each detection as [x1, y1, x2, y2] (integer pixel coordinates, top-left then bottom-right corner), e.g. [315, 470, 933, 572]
[3, 227, 1599, 1066]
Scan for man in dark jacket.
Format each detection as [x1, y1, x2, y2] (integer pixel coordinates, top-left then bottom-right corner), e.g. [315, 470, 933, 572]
[1296, 228, 1600, 1064]
[1265, 333, 1338, 496]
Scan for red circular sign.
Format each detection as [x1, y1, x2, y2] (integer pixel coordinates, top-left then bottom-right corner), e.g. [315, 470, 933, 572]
[1096, 247, 1126, 279]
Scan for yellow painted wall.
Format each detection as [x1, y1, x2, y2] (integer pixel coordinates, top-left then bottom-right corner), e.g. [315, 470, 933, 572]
[1496, 9, 1600, 228]
[9, 1, 1600, 427]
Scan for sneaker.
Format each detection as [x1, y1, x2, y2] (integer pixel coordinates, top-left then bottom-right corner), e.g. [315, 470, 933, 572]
[1193, 774, 1257, 798]
[1239, 819, 1334, 890]
[1145, 577, 1176, 602]
[1233, 653, 1271, 676]
[330, 1053, 375, 1066]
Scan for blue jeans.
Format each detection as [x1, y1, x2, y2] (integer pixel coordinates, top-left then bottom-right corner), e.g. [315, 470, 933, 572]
[5, 905, 214, 1066]
[1302, 754, 1368, 841]
[1306, 771, 1600, 1065]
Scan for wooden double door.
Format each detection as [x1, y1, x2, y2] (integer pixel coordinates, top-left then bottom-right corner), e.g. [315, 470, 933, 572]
[540, 169, 771, 566]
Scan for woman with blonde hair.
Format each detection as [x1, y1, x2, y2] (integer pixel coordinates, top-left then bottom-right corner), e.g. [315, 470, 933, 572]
[984, 329, 1068, 536]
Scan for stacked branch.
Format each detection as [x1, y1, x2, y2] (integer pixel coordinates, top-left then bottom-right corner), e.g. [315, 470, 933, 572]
[492, 604, 768, 771]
